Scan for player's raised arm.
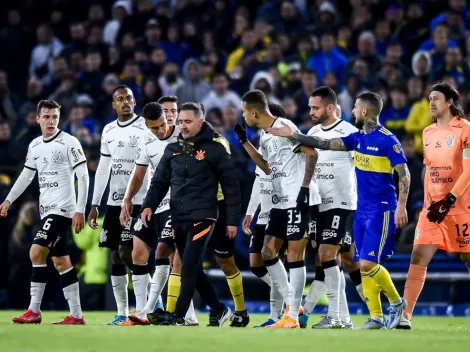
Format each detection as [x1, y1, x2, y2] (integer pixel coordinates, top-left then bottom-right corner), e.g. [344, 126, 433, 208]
[394, 163, 411, 228]
[234, 122, 270, 175]
[268, 121, 347, 151]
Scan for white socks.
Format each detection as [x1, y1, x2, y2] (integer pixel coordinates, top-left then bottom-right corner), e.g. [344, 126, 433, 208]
[111, 275, 129, 317]
[62, 281, 83, 318]
[287, 264, 306, 320]
[339, 271, 351, 323]
[323, 262, 341, 320]
[29, 282, 46, 313]
[143, 264, 170, 314]
[303, 280, 325, 314]
[265, 258, 291, 303]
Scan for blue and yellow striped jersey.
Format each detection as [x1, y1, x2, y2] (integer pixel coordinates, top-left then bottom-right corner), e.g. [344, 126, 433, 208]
[341, 126, 407, 212]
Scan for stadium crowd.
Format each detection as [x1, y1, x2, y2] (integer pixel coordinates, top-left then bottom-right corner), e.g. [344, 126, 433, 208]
[0, 0, 469, 310]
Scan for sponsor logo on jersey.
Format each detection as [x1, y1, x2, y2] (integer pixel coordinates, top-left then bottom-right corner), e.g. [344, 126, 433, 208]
[39, 181, 59, 188]
[271, 167, 287, 179]
[35, 231, 48, 240]
[272, 194, 288, 204]
[39, 171, 58, 176]
[445, 135, 455, 148]
[321, 197, 334, 205]
[55, 138, 65, 145]
[129, 135, 139, 148]
[287, 225, 300, 235]
[258, 212, 270, 220]
[160, 228, 173, 238]
[195, 149, 205, 161]
[70, 147, 80, 163]
[40, 204, 57, 215]
[111, 163, 132, 176]
[367, 146, 379, 151]
[121, 232, 133, 240]
[51, 151, 63, 164]
[118, 141, 124, 147]
[112, 192, 124, 201]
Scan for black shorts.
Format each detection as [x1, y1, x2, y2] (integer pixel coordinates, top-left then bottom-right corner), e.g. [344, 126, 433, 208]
[309, 207, 354, 253]
[132, 211, 159, 248]
[33, 214, 72, 257]
[99, 205, 141, 250]
[250, 224, 287, 256]
[266, 207, 309, 241]
[156, 210, 174, 249]
[209, 201, 235, 258]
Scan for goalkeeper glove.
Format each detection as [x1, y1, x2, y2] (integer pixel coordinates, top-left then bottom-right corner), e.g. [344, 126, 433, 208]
[427, 193, 456, 223]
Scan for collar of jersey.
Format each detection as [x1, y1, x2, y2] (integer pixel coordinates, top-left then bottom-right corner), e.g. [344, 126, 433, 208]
[159, 125, 176, 141]
[321, 119, 343, 132]
[43, 129, 62, 143]
[117, 114, 140, 128]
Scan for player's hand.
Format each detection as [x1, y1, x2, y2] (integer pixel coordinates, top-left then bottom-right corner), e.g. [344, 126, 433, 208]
[141, 208, 153, 228]
[296, 186, 310, 211]
[0, 200, 11, 218]
[394, 204, 408, 229]
[88, 205, 99, 229]
[268, 121, 294, 137]
[226, 225, 238, 239]
[242, 215, 253, 235]
[234, 122, 248, 144]
[427, 193, 456, 223]
[73, 212, 85, 234]
[120, 198, 133, 227]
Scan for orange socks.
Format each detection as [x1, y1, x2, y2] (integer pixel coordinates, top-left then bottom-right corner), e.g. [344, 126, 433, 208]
[403, 264, 427, 320]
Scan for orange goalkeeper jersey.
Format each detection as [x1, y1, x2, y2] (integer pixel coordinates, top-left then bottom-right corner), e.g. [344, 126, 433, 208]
[422, 117, 470, 215]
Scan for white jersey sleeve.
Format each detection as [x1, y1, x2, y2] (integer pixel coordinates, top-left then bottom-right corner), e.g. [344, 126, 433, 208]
[24, 141, 38, 170]
[67, 136, 87, 169]
[6, 167, 36, 204]
[246, 175, 260, 216]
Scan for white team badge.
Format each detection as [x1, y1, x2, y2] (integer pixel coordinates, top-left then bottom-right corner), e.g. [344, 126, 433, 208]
[100, 229, 108, 243]
[134, 218, 143, 232]
[51, 150, 63, 163]
[129, 135, 139, 147]
[445, 135, 455, 148]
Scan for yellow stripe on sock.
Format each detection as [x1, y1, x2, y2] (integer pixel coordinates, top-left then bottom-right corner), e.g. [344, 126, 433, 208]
[378, 211, 390, 263]
[226, 271, 246, 311]
[167, 273, 181, 313]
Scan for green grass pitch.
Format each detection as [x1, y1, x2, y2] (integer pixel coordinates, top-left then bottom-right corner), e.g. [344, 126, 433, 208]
[0, 311, 469, 352]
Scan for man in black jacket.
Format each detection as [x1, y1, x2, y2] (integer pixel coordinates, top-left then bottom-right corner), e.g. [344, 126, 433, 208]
[141, 102, 241, 326]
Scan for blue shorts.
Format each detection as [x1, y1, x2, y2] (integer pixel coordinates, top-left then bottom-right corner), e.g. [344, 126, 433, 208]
[353, 210, 396, 263]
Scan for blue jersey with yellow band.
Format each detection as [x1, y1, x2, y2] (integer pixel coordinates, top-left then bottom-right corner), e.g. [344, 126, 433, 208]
[341, 126, 407, 213]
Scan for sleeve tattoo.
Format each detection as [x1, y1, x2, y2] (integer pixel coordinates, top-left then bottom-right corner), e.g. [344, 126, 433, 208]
[293, 133, 346, 151]
[302, 152, 318, 187]
[395, 163, 411, 205]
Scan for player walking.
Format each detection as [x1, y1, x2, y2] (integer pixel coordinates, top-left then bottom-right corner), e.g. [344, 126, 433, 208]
[270, 92, 411, 329]
[87, 86, 149, 325]
[400, 83, 470, 329]
[1, 100, 89, 325]
[235, 90, 318, 328]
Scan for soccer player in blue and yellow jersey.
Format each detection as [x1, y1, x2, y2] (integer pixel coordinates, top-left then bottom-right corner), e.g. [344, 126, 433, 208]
[269, 92, 411, 329]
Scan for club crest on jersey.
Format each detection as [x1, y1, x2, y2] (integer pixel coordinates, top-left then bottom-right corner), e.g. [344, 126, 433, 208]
[272, 139, 279, 151]
[51, 150, 62, 163]
[195, 150, 205, 161]
[445, 135, 455, 148]
[393, 144, 401, 154]
[129, 135, 139, 148]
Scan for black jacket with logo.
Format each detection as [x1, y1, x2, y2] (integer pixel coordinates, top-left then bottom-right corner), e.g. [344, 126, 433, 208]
[142, 122, 241, 225]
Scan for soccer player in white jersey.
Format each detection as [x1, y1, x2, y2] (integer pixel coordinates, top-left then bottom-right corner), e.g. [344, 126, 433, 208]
[88, 85, 150, 325]
[235, 90, 318, 328]
[297, 87, 359, 329]
[242, 103, 288, 327]
[0, 100, 89, 324]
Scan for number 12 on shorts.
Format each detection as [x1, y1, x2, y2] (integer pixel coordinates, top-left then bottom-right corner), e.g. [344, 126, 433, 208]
[455, 223, 469, 237]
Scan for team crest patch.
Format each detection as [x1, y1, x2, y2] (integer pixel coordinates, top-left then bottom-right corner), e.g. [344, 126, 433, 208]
[393, 144, 401, 154]
[445, 135, 455, 148]
[51, 150, 63, 163]
[195, 150, 205, 161]
[129, 135, 139, 147]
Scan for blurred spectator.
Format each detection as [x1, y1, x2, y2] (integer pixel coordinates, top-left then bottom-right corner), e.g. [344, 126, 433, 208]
[158, 63, 184, 96]
[0, 71, 19, 126]
[140, 77, 164, 107]
[226, 28, 260, 74]
[338, 73, 366, 121]
[350, 31, 382, 75]
[412, 51, 432, 83]
[176, 59, 212, 104]
[307, 31, 348, 88]
[430, 47, 470, 88]
[29, 24, 64, 83]
[0, 120, 23, 178]
[293, 68, 317, 117]
[103, 1, 132, 45]
[202, 72, 242, 112]
[8, 202, 39, 308]
[77, 50, 106, 99]
[159, 22, 187, 65]
[381, 84, 411, 139]
[404, 83, 433, 154]
[395, 2, 429, 56]
[249, 71, 281, 105]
